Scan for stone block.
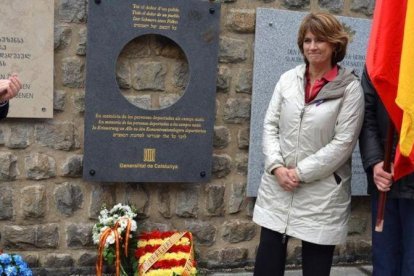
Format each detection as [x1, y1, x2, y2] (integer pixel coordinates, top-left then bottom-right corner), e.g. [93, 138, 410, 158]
[206, 183, 225, 216]
[217, 66, 231, 93]
[124, 95, 152, 109]
[223, 98, 251, 123]
[44, 253, 74, 268]
[138, 221, 173, 233]
[185, 221, 217, 246]
[54, 182, 83, 216]
[89, 184, 116, 219]
[237, 127, 249, 149]
[77, 252, 97, 266]
[212, 154, 232, 178]
[58, 0, 87, 23]
[157, 185, 171, 218]
[226, 9, 256, 33]
[116, 59, 131, 89]
[173, 61, 189, 88]
[159, 94, 181, 109]
[235, 152, 248, 175]
[61, 154, 83, 177]
[54, 24, 72, 50]
[3, 224, 58, 249]
[62, 57, 85, 88]
[25, 153, 56, 180]
[222, 220, 256, 243]
[35, 122, 76, 151]
[175, 186, 199, 218]
[351, 0, 375, 16]
[213, 126, 230, 149]
[319, 0, 344, 13]
[21, 185, 46, 218]
[282, 0, 310, 9]
[73, 90, 85, 113]
[206, 247, 248, 268]
[77, 26, 87, 56]
[0, 186, 13, 220]
[236, 69, 253, 94]
[54, 90, 66, 111]
[0, 152, 18, 181]
[37, 224, 60, 248]
[3, 225, 37, 249]
[132, 61, 166, 91]
[219, 37, 248, 63]
[67, 223, 94, 247]
[228, 182, 245, 214]
[6, 124, 32, 149]
[123, 183, 149, 219]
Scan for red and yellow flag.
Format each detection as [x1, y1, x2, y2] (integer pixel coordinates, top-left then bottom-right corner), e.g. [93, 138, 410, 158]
[366, 0, 414, 180]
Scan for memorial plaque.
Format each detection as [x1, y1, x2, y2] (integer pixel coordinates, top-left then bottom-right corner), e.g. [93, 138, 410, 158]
[0, 0, 54, 118]
[83, 0, 220, 182]
[247, 9, 371, 196]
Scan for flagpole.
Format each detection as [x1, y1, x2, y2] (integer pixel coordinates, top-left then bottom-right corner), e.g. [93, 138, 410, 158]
[375, 119, 395, 232]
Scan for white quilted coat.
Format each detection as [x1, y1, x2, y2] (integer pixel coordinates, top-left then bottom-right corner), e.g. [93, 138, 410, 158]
[253, 64, 364, 245]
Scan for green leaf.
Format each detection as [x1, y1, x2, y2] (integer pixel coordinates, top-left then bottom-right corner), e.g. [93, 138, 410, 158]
[103, 248, 115, 265]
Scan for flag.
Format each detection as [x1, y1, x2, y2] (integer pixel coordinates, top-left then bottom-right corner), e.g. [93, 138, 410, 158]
[366, 0, 414, 180]
[395, 0, 414, 177]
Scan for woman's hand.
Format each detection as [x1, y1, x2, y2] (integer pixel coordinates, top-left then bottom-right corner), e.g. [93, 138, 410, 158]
[273, 167, 299, 192]
[373, 161, 393, 192]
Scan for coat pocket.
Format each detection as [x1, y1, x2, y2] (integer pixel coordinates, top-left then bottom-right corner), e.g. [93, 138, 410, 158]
[333, 172, 342, 185]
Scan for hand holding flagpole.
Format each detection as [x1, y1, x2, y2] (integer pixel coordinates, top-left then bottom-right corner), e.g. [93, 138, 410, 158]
[375, 119, 395, 232]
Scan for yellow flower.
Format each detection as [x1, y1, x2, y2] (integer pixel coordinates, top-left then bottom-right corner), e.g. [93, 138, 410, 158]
[138, 252, 191, 265]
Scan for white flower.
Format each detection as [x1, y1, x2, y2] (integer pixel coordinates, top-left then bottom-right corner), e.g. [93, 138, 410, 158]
[102, 217, 114, 226]
[92, 232, 100, 244]
[130, 220, 137, 232]
[92, 204, 137, 249]
[105, 232, 115, 246]
[118, 217, 127, 228]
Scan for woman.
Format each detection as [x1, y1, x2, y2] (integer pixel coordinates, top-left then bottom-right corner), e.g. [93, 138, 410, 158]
[253, 12, 364, 276]
[0, 74, 22, 119]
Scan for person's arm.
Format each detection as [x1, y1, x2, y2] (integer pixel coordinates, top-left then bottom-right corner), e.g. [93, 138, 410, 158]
[295, 80, 365, 183]
[262, 80, 285, 174]
[263, 79, 298, 191]
[359, 67, 393, 192]
[359, 67, 384, 170]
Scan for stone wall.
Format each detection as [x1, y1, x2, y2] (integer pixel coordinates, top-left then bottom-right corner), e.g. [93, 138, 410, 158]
[0, 0, 375, 274]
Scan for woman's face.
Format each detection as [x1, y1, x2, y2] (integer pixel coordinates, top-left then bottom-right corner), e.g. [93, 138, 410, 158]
[303, 30, 335, 68]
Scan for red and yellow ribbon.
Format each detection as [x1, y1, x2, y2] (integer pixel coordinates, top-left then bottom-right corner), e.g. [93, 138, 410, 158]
[96, 219, 133, 276]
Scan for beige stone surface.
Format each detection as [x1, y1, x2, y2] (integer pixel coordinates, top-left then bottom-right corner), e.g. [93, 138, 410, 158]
[0, 0, 54, 118]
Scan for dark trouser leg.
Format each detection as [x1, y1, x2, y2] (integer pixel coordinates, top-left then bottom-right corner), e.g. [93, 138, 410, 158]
[371, 192, 402, 276]
[254, 227, 289, 276]
[399, 198, 414, 276]
[302, 240, 335, 276]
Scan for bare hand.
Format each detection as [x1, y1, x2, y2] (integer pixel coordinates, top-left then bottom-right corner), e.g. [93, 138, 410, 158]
[0, 74, 22, 101]
[273, 167, 299, 192]
[373, 161, 393, 192]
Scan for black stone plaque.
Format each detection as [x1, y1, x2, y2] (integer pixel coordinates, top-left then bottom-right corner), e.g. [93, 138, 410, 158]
[83, 0, 220, 182]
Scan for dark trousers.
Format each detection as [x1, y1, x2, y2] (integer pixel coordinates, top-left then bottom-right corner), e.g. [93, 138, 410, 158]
[371, 192, 414, 276]
[254, 227, 335, 276]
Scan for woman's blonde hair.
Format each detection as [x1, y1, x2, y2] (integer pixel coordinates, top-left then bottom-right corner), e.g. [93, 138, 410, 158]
[297, 12, 349, 65]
